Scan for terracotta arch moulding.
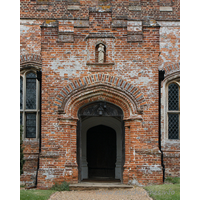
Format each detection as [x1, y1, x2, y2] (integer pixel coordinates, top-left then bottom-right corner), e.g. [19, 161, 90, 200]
[162, 62, 180, 78]
[55, 74, 147, 121]
[20, 54, 42, 70]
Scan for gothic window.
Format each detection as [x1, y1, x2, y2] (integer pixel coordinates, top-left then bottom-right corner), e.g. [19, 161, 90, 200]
[167, 81, 180, 139]
[20, 71, 40, 138]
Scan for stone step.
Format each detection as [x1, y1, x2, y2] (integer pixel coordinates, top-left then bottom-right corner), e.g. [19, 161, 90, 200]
[69, 182, 133, 191]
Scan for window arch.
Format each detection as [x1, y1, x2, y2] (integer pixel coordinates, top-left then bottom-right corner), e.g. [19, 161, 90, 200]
[167, 80, 180, 139]
[20, 70, 40, 138]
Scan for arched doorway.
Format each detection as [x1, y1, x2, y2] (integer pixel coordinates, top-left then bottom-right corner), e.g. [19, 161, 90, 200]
[87, 125, 116, 179]
[77, 101, 125, 182]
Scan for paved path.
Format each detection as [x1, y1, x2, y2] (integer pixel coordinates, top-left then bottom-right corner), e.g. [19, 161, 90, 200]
[49, 187, 152, 200]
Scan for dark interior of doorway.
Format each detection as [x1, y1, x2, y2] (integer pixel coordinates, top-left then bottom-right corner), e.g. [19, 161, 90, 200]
[86, 125, 117, 180]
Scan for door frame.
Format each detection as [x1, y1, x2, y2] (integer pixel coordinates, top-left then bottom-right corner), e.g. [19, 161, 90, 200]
[76, 101, 125, 182]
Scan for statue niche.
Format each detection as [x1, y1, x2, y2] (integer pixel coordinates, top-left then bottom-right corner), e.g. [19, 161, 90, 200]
[95, 43, 106, 63]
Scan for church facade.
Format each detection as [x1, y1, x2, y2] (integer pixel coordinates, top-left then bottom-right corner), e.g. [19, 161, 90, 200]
[20, 0, 180, 189]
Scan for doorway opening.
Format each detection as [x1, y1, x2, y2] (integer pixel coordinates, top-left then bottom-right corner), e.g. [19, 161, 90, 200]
[77, 101, 125, 183]
[87, 125, 116, 180]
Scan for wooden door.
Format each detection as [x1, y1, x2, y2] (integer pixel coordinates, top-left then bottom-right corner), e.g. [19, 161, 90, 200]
[87, 125, 116, 179]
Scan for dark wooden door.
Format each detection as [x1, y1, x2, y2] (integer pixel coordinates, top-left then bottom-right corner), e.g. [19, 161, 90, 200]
[87, 125, 116, 179]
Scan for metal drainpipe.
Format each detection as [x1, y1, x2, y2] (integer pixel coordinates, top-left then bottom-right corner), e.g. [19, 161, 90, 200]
[35, 70, 42, 187]
[159, 70, 165, 183]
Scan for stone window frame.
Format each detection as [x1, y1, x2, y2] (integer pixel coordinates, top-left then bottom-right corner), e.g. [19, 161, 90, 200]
[20, 68, 40, 139]
[166, 77, 180, 140]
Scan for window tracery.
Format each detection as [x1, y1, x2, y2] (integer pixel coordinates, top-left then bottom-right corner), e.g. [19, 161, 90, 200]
[167, 81, 180, 140]
[20, 69, 40, 138]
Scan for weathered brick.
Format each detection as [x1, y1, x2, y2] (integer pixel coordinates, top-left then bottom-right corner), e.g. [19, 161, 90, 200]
[20, 0, 180, 188]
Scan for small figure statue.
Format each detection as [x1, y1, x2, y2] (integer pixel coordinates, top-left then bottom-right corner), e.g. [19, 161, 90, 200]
[98, 44, 105, 63]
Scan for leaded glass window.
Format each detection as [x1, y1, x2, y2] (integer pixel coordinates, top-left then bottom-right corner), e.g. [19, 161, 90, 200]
[20, 77, 23, 109]
[26, 113, 36, 138]
[168, 114, 179, 139]
[168, 83, 179, 111]
[26, 73, 36, 109]
[167, 82, 180, 140]
[20, 70, 40, 139]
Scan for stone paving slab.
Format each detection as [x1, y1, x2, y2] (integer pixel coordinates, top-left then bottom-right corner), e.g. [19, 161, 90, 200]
[49, 187, 152, 200]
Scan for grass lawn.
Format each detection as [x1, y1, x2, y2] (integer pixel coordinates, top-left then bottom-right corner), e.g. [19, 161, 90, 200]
[144, 177, 180, 200]
[20, 189, 56, 200]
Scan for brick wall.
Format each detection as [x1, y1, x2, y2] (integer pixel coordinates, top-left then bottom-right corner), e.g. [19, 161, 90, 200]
[20, 140, 39, 186]
[20, 0, 180, 187]
[20, 20, 43, 56]
[158, 21, 180, 178]
[20, 0, 180, 21]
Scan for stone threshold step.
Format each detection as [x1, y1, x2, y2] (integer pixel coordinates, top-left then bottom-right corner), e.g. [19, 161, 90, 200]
[69, 183, 133, 191]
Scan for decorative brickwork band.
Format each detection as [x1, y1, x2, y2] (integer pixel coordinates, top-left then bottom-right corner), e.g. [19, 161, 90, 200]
[163, 62, 180, 77]
[55, 74, 147, 120]
[20, 54, 42, 69]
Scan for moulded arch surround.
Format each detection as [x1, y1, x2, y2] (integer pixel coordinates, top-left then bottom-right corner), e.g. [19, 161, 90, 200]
[20, 54, 42, 71]
[162, 62, 180, 77]
[55, 74, 147, 120]
[20, 65, 42, 74]
[62, 84, 140, 120]
[24, 70, 37, 76]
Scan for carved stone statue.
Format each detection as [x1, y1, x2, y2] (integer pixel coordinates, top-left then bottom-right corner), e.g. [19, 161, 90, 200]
[98, 44, 105, 63]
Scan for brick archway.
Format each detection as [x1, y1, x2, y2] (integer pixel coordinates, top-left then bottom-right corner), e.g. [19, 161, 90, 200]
[55, 74, 147, 120]
[53, 74, 148, 184]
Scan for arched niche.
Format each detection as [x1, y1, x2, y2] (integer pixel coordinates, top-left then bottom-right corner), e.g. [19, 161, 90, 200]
[95, 42, 106, 63]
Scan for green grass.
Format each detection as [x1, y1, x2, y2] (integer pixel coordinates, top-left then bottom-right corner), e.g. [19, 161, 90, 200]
[20, 189, 56, 200]
[20, 181, 69, 200]
[144, 177, 180, 200]
[165, 177, 180, 184]
[50, 181, 70, 191]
